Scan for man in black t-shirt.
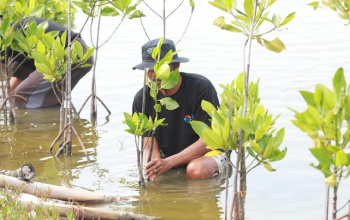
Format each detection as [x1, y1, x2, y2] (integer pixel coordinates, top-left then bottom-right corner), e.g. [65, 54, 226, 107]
[5, 17, 93, 108]
[132, 38, 226, 180]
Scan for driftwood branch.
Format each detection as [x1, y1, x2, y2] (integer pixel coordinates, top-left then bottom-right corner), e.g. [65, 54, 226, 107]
[0, 174, 122, 203]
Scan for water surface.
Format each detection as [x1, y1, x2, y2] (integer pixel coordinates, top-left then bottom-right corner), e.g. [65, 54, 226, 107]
[1, 1, 350, 219]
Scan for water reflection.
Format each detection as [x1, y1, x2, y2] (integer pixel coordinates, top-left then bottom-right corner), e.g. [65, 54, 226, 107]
[133, 169, 229, 220]
[0, 107, 102, 187]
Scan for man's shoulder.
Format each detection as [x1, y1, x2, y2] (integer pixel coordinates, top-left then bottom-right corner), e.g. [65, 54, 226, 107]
[181, 72, 215, 89]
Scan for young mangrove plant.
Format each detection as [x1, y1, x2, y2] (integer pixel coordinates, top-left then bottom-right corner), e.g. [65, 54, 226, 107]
[0, 0, 76, 123]
[197, 0, 295, 219]
[74, 0, 145, 117]
[290, 68, 350, 220]
[123, 37, 181, 186]
[191, 72, 286, 220]
[308, 0, 350, 25]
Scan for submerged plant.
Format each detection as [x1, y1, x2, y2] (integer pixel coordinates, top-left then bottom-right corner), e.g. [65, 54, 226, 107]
[290, 68, 350, 220]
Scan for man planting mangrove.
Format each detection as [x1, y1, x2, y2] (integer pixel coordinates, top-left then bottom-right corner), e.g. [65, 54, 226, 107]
[132, 38, 224, 181]
[4, 17, 93, 108]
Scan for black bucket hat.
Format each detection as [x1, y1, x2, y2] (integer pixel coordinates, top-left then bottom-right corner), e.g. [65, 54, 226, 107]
[133, 38, 189, 70]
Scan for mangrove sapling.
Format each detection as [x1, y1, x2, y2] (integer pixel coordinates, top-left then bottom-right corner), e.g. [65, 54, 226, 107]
[290, 68, 350, 220]
[74, 0, 145, 118]
[123, 38, 182, 185]
[205, 0, 295, 219]
[190, 73, 286, 220]
[308, 0, 350, 25]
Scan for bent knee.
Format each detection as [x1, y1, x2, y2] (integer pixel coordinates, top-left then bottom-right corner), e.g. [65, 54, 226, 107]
[186, 157, 218, 179]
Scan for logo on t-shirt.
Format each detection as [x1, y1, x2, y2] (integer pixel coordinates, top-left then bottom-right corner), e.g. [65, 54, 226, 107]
[184, 114, 195, 123]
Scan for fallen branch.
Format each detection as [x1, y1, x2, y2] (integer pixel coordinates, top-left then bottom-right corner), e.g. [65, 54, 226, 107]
[0, 174, 123, 203]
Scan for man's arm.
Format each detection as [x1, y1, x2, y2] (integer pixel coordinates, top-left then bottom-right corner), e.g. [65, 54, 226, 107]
[145, 137, 210, 180]
[10, 77, 22, 94]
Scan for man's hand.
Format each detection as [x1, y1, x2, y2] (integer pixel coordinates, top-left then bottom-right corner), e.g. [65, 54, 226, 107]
[145, 158, 172, 181]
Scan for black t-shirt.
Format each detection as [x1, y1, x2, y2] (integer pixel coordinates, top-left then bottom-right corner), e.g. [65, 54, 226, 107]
[132, 72, 219, 157]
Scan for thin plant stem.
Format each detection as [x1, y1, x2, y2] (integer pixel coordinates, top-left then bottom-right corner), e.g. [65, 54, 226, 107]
[224, 100, 233, 220]
[176, 5, 194, 45]
[165, 0, 184, 19]
[326, 185, 330, 220]
[98, 15, 125, 49]
[90, 10, 102, 118]
[147, 132, 155, 163]
[163, 0, 166, 38]
[139, 14, 150, 41]
[142, 0, 163, 19]
[135, 136, 145, 186]
[141, 68, 149, 170]
[66, 0, 73, 155]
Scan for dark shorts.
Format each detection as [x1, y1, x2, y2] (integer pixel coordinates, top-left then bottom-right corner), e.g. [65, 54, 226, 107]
[12, 37, 93, 108]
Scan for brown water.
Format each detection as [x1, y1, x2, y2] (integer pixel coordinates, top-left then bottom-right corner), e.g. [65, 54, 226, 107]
[2, 0, 350, 219]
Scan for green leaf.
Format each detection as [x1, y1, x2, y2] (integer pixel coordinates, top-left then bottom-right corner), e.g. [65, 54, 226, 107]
[263, 162, 276, 172]
[255, 126, 264, 141]
[156, 64, 170, 80]
[208, 1, 228, 12]
[42, 34, 55, 49]
[272, 128, 285, 149]
[2, 17, 10, 36]
[36, 63, 51, 74]
[300, 90, 316, 106]
[271, 14, 281, 27]
[214, 16, 242, 33]
[223, 118, 230, 142]
[335, 150, 348, 167]
[267, 0, 276, 6]
[28, 35, 38, 48]
[237, 117, 255, 134]
[101, 6, 120, 16]
[309, 148, 335, 166]
[203, 128, 224, 150]
[269, 148, 287, 162]
[129, 10, 145, 19]
[201, 100, 216, 118]
[160, 97, 179, 110]
[154, 104, 161, 113]
[29, 5, 44, 17]
[224, 0, 233, 11]
[190, 121, 210, 137]
[262, 140, 273, 159]
[308, 1, 319, 10]
[279, 12, 296, 27]
[333, 67, 346, 113]
[244, 0, 254, 18]
[263, 37, 286, 53]
[254, 105, 265, 120]
[82, 47, 95, 62]
[189, 0, 195, 7]
[32, 52, 48, 65]
[250, 141, 262, 155]
[72, 41, 84, 58]
[15, 1, 22, 13]
[43, 75, 55, 82]
[161, 69, 180, 89]
[325, 174, 338, 188]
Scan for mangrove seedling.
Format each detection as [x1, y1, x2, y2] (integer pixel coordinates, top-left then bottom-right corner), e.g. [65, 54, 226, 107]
[290, 68, 350, 220]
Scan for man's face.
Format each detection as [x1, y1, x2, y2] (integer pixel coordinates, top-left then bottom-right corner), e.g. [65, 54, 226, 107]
[147, 63, 178, 88]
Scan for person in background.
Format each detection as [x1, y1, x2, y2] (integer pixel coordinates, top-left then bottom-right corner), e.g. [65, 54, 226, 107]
[4, 17, 93, 108]
[132, 38, 226, 181]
